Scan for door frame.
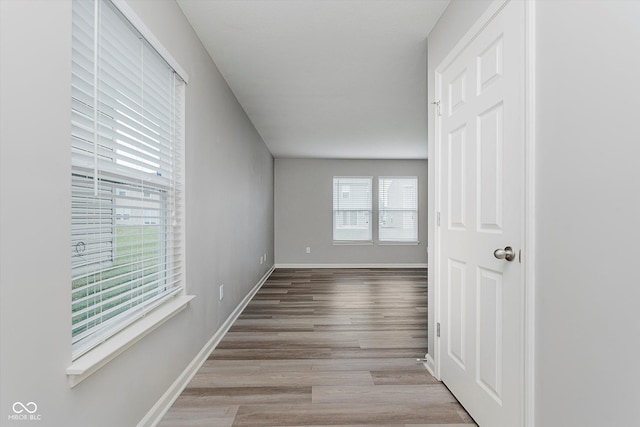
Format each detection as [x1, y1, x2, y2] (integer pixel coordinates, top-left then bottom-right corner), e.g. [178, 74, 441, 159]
[429, 1, 536, 426]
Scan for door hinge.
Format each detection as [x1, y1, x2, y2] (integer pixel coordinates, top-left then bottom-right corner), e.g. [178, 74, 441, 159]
[437, 322, 441, 338]
[437, 211, 441, 227]
[432, 100, 442, 116]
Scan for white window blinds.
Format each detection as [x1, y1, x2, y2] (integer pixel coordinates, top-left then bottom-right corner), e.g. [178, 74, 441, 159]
[379, 177, 418, 242]
[333, 177, 372, 241]
[71, 0, 185, 359]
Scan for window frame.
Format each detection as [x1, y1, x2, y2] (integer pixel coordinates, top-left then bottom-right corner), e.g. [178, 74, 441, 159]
[378, 176, 419, 243]
[332, 176, 373, 243]
[67, 0, 191, 385]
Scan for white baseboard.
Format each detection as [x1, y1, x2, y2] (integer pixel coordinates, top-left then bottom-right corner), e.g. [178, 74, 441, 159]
[274, 263, 428, 269]
[423, 353, 437, 379]
[138, 265, 276, 427]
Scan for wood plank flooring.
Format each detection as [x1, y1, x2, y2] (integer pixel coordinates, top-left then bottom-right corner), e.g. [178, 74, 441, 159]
[159, 268, 476, 427]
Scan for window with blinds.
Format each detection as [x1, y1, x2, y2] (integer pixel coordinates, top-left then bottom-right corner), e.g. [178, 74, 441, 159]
[379, 177, 418, 242]
[333, 177, 372, 241]
[71, 0, 185, 360]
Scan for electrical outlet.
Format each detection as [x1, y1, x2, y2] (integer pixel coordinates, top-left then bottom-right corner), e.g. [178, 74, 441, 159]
[306, 247, 311, 254]
[260, 255, 264, 265]
[219, 285, 224, 301]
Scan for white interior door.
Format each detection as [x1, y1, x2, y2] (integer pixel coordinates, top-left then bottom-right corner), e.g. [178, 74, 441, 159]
[436, 1, 524, 426]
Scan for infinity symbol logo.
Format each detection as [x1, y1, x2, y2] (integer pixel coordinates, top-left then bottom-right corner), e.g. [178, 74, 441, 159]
[12, 401, 38, 414]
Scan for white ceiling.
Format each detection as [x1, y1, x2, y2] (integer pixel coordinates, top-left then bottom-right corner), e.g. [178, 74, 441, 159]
[177, 0, 450, 159]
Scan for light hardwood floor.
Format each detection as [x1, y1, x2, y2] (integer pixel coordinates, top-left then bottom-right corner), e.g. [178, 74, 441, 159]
[159, 268, 476, 427]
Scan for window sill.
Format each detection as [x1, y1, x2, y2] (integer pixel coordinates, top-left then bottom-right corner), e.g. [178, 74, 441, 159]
[332, 241, 421, 246]
[378, 241, 421, 246]
[333, 241, 374, 246]
[66, 294, 195, 388]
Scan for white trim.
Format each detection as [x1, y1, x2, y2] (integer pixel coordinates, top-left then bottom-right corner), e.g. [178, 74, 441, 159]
[66, 294, 195, 388]
[524, 1, 537, 426]
[423, 353, 436, 377]
[332, 241, 374, 246]
[331, 240, 424, 246]
[138, 265, 275, 427]
[275, 263, 428, 269]
[377, 241, 421, 246]
[333, 175, 374, 180]
[432, 64, 443, 381]
[110, 0, 189, 83]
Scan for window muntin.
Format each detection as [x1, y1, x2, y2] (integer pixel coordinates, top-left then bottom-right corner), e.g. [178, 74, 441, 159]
[71, 0, 184, 359]
[333, 177, 372, 241]
[378, 177, 418, 242]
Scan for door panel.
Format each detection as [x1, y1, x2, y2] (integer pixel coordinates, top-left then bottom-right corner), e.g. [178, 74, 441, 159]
[447, 258, 467, 369]
[449, 69, 467, 115]
[436, 1, 524, 426]
[476, 266, 503, 403]
[478, 35, 503, 94]
[448, 125, 467, 230]
[477, 102, 503, 232]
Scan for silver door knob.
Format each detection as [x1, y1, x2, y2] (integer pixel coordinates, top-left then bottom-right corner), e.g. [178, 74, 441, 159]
[494, 246, 516, 262]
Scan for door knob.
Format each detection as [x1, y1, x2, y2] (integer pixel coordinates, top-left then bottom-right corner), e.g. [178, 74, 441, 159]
[494, 246, 516, 262]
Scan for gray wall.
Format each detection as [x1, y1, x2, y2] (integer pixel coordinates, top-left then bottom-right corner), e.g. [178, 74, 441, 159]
[0, 1, 273, 426]
[275, 158, 428, 265]
[428, 0, 640, 425]
[535, 1, 640, 425]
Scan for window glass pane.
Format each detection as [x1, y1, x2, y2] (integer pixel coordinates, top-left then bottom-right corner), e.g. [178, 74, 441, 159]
[333, 177, 372, 241]
[71, 0, 184, 359]
[379, 177, 418, 242]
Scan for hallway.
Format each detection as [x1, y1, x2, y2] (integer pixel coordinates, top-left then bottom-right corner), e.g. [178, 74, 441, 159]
[160, 268, 475, 426]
